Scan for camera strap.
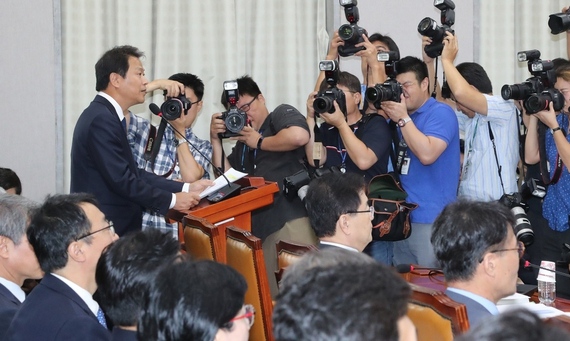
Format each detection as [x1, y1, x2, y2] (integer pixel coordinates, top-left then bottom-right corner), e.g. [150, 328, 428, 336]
[488, 122, 506, 195]
[144, 120, 167, 170]
[388, 120, 401, 182]
[537, 120, 564, 185]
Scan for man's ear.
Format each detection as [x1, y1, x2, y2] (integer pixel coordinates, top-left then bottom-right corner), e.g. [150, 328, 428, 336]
[338, 214, 351, 235]
[109, 72, 122, 88]
[67, 241, 86, 263]
[480, 252, 497, 277]
[0, 236, 12, 259]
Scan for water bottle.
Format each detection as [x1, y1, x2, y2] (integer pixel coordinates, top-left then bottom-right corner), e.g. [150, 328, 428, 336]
[537, 279, 556, 306]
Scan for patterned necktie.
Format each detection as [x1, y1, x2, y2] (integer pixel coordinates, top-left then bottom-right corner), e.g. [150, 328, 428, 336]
[97, 308, 107, 328]
[121, 117, 127, 133]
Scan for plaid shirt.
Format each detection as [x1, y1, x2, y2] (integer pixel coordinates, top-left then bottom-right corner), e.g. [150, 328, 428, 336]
[128, 113, 212, 237]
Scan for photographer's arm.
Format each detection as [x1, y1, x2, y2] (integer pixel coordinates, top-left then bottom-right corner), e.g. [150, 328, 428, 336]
[314, 31, 343, 91]
[422, 36, 443, 102]
[305, 92, 327, 167]
[209, 113, 232, 172]
[524, 112, 540, 165]
[170, 118, 205, 182]
[533, 103, 570, 167]
[236, 126, 309, 152]
[356, 35, 387, 86]
[146, 79, 185, 97]
[441, 33, 487, 114]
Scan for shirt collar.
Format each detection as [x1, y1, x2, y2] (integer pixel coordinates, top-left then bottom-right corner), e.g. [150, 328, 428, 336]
[0, 277, 25, 303]
[319, 241, 359, 252]
[51, 273, 100, 317]
[447, 287, 499, 315]
[98, 91, 125, 122]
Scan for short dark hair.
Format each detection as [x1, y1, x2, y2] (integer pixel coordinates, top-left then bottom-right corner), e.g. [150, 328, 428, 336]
[368, 33, 400, 55]
[456, 308, 570, 341]
[168, 73, 205, 100]
[396, 56, 429, 84]
[305, 172, 366, 238]
[95, 229, 180, 327]
[0, 194, 38, 244]
[431, 200, 515, 282]
[236, 75, 262, 98]
[27, 193, 98, 273]
[138, 260, 247, 341]
[95, 45, 144, 92]
[0, 168, 22, 194]
[455, 62, 493, 94]
[273, 254, 410, 341]
[318, 71, 361, 93]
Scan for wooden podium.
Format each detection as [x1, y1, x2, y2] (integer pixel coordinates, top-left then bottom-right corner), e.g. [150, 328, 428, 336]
[166, 177, 279, 252]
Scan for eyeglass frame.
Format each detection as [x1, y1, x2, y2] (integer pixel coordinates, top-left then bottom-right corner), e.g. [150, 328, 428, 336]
[75, 221, 115, 241]
[229, 304, 255, 328]
[479, 240, 525, 263]
[238, 95, 258, 112]
[346, 205, 374, 220]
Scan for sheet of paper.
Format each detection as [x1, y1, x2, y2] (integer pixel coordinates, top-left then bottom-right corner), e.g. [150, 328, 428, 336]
[497, 301, 566, 319]
[199, 168, 248, 198]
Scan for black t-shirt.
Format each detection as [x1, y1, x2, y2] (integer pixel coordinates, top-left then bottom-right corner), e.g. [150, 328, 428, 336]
[320, 113, 391, 181]
[228, 104, 309, 240]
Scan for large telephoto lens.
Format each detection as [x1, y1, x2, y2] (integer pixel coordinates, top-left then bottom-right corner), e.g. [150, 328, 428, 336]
[501, 83, 533, 101]
[511, 206, 534, 246]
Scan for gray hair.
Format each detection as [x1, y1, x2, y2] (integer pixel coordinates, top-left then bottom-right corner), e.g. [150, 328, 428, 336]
[0, 194, 38, 244]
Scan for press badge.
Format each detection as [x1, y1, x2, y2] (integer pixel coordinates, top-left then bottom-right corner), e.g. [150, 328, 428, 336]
[401, 157, 411, 175]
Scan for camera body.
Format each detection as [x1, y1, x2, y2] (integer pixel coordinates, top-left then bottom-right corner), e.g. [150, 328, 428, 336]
[501, 50, 564, 115]
[338, 0, 368, 57]
[498, 192, 534, 246]
[219, 80, 247, 139]
[313, 60, 347, 118]
[161, 94, 191, 121]
[283, 165, 343, 200]
[417, 0, 455, 58]
[365, 51, 402, 109]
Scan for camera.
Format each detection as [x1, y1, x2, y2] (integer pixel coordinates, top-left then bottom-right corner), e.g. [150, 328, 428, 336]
[338, 0, 368, 57]
[283, 165, 343, 201]
[549, 8, 570, 35]
[161, 94, 191, 121]
[501, 50, 564, 115]
[417, 0, 455, 58]
[218, 80, 247, 139]
[365, 51, 402, 109]
[313, 60, 347, 117]
[498, 193, 534, 247]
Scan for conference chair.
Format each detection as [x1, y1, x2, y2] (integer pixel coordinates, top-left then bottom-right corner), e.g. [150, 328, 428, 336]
[274, 240, 318, 288]
[226, 226, 274, 341]
[407, 283, 470, 341]
[183, 216, 225, 263]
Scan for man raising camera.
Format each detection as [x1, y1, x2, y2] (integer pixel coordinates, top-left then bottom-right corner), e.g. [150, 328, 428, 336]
[209, 75, 315, 297]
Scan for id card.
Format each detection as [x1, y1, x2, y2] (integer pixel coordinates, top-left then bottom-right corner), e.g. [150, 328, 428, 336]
[401, 157, 411, 175]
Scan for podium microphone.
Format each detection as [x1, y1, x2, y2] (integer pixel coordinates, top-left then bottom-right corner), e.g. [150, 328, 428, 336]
[523, 261, 570, 279]
[149, 103, 241, 202]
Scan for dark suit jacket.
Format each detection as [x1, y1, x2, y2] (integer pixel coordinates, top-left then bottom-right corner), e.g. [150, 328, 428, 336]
[70, 95, 183, 235]
[0, 283, 21, 339]
[445, 288, 494, 328]
[111, 328, 138, 341]
[3, 274, 110, 341]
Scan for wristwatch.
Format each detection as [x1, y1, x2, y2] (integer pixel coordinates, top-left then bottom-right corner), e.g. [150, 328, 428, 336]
[173, 138, 187, 147]
[397, 117, 412, 127]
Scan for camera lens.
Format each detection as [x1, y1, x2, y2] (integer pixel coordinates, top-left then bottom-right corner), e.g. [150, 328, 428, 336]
[524, 94, 549, 114]
[365, 87, 380, 103]
[511, 206, 534, 246]
[417, 17, 437, 36]
[338, 24, 355, 41]
[225, 110, 246, 134]
[161, 99, 182, 121]
[313, 96, 334, 114]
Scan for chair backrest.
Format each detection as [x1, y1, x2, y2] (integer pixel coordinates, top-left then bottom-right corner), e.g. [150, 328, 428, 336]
[226, 226, 274, 341]
[408, 284, 470, 341]
[274, 240, 318, 287]
[183, 216, 225, 263]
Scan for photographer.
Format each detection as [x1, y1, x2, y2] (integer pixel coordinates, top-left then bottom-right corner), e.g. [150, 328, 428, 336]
[524, 63, 570, 298]
[436, 32, 520, 201]
[209, 75, 315, 297]
[128, 73, 213, 238]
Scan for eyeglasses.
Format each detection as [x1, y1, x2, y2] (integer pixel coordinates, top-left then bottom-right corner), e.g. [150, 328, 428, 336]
[480, 241, 525, 262]
[238, 96, 258, 112]
[230, 304, 255, 328]
[346, 205, 374, 220]
[75, 221, 115, 241]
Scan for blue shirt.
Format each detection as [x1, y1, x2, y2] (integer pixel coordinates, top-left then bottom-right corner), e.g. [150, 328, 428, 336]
[399, 97, 460, 223]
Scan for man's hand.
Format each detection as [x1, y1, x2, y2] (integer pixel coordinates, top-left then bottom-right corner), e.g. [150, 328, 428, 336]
[381, 94, 410, 123]
[319, 101, 347, 128]
[189, 179, 214, 193]
[173, 192, 200, 211]
[355, 34, 380, 70]
[210, 113, 226, 141]
[306, 91, 318, 120]
[326, 30, 344, 60]
[146, 79, 185, 97]
[533, 102, 559, 129]
[233, 126, 262, 149]
[421, 36, 435, 64]
[441, 32, 458, 64]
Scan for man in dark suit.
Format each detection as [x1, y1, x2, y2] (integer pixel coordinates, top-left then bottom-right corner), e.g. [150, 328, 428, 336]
[70, 45, 211, 236]
[95, 229, 180, 340]
[431, 200, 521, 329]
[0, 195, 43, 338]
[304, 172, 373, 252]
[4, 193, 119, 340]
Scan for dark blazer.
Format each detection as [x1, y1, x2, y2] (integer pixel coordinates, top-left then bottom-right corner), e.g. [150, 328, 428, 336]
[70, 95, 183, 235]
[445, 288, 494, 328]
[111, 328, 138, 341]
[0, 283, 21, 339]
[3, 274, 110, 341]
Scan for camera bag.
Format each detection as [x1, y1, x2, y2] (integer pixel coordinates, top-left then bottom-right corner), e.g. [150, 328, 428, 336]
[368, 173, 418, 241]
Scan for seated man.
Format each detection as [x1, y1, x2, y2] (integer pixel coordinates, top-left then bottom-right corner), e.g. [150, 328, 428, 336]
[0, 195, 43, 338]
[95, 229, 180, 340]
[273, 248, 416, 341]
[304, 172, 373, 252]
[5, 193, 118, 340]
[431, 200, 520, 328]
